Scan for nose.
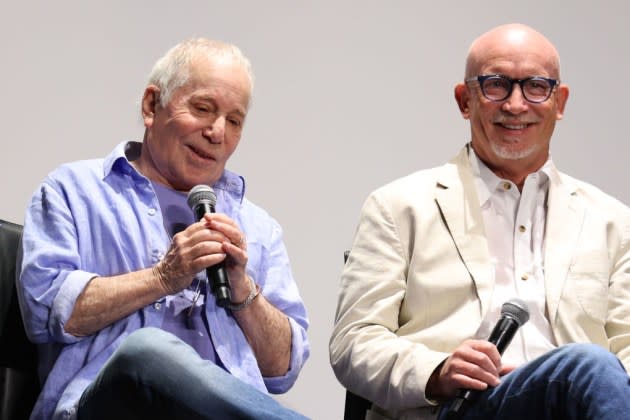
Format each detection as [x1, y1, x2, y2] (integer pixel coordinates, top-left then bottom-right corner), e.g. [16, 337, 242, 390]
[204, 116, 226, 144]
[502, 84, 528, 114]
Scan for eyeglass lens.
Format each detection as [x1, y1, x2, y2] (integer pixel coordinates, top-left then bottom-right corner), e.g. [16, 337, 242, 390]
[482, 77, 553, 102]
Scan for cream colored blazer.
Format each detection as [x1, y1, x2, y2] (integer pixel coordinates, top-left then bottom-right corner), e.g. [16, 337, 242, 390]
[330, 146, 630, 420]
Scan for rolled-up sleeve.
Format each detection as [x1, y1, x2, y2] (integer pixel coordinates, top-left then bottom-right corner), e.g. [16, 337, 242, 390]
[263, 316, 309, 393]
[18, 180, 95, 344]
[258, 221, 310, 393]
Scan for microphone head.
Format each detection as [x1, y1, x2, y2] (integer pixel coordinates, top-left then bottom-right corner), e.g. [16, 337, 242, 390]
[501, 298, 530, 326]
[187, 184, 217, 210]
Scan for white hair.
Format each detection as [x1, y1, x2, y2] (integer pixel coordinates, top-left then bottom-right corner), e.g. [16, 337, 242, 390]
[147, 38, 254, 107]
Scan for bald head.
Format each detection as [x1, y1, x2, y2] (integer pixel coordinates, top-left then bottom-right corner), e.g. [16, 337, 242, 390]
[465, 24, 561, 80]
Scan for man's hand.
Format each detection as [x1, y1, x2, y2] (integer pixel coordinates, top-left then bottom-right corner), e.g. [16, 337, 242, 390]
[203, 213, 252, 302]
[427, 339, 515, 400]
[154, 214, 247, 296]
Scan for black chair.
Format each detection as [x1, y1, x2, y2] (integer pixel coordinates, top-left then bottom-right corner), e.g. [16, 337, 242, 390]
[342, 250, 372, 420]
[0, 219, 39, 420]
[344, 386, 371, 420]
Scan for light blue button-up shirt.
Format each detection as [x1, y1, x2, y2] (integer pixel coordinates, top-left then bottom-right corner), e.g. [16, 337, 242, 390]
[18, 141, 310, 420]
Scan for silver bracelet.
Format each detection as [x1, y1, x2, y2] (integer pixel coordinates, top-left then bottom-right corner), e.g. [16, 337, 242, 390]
[227, 278, 260, 312]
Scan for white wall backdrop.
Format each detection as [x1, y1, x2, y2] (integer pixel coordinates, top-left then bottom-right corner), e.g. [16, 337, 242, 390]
[2, 1, 630, 418]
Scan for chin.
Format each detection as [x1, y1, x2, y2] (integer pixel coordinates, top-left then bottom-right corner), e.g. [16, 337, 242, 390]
[490, 140, 538, 161]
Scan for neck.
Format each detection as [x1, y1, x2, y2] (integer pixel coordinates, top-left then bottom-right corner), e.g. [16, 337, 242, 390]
[471, 145, 548, 192]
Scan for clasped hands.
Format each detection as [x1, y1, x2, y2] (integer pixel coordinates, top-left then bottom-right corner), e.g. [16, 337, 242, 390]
[154, 213, 251, 301]
[427, 339, 517, 400]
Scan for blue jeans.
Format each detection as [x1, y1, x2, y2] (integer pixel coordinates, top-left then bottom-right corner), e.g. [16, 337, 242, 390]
[77, 328, 307, 420]
[438, 343, 630, 420]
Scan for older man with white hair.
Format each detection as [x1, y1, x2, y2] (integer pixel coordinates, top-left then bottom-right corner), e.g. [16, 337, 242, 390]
[18, 38, 309, 420]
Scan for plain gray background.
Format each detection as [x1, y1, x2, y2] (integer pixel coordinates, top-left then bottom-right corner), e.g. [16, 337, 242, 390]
[2, 1, 629, 418]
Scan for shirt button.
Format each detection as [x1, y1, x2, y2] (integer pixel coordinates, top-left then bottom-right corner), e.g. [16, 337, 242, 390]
[519, 225, 526, 233]
[502, 182, 512, 190]
[521, 274, 529, 281]
[153, 302, 162, 310]
[148, 208, 157, 216]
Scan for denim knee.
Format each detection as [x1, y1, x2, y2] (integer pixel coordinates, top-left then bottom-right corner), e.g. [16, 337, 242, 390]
[545, 343, 626, 385]
[554, 343, 622, 369]
[107, 327, 176, 376]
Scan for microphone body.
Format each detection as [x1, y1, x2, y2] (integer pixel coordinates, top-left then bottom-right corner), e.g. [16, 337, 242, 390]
[187, 185, 231, 308]
[446, 299, 530, 419]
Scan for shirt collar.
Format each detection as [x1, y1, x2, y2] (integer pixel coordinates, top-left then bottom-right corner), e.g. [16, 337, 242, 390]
[104, 141, 246, 205]
[213, 169, 246, 205]
[467, 143, 554, 206]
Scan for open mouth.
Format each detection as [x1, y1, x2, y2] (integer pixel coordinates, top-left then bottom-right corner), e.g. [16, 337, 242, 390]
[496, 122, 533, 130]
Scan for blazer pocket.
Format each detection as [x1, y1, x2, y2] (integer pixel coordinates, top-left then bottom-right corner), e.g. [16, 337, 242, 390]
[569, 269, 609, 324]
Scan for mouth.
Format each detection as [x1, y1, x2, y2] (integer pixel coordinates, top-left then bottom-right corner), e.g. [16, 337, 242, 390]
[188, 145, 215, 161]
[496, 122, 533, 130]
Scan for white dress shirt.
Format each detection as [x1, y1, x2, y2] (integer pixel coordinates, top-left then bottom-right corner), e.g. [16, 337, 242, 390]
[469, 149, 557, 367]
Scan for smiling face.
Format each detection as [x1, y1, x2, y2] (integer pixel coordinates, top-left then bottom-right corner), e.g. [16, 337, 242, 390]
[454, 25, 569, 184]
[137, 55, 251, 191]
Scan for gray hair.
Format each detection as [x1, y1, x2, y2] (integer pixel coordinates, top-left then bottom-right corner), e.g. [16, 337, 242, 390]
[147, 38, 254, 107]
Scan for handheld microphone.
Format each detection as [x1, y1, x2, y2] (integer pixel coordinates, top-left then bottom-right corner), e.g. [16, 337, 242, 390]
[187, 184, 231, 308]
[446, 298, 530, 419]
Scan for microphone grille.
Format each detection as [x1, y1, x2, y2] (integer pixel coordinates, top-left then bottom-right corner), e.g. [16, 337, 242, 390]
[501, 298, 530, 326]
[187, 184, 217, 210]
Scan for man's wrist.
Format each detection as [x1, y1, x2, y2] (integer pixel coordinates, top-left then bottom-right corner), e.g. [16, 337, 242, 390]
[227, 277, 260, 312]
[152, 263, 174, 296]
[426, 360, 447, 402]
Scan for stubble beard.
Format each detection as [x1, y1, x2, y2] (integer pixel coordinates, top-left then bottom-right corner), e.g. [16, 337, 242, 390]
[490, 138, 538, 161]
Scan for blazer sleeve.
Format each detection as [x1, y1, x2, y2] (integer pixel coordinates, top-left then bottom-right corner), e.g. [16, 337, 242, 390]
[329, 188, 449, 411]
[605, 207, 630, 369]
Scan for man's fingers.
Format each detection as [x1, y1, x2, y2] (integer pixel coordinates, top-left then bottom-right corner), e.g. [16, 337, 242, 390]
[447, 355, 501, 387]
[454, 340, 501, 374]
[450, 373, 492, 391]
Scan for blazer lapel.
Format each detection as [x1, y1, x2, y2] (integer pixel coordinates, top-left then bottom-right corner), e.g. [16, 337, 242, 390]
[544, 170, 584, 325]
[435, 147, 494, 318]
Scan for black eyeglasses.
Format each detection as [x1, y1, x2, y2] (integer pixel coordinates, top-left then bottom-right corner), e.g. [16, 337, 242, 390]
[466, 74, 559, 103]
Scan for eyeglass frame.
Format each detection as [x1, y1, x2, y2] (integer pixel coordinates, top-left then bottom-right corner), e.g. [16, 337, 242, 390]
[465, 74, 559, 103]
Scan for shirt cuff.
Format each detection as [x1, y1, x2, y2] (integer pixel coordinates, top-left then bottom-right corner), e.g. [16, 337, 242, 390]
[49, 270, 99, 343]
[263, 316, 310, 394]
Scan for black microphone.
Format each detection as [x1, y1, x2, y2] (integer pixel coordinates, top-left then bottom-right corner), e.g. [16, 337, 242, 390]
[187, 184, 231, 308]
[446, 298, 530, 419]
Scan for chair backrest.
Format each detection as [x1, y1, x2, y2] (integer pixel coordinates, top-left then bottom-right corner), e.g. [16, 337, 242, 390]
[342, 250, 372, 420]
[0, 219, 39, 420]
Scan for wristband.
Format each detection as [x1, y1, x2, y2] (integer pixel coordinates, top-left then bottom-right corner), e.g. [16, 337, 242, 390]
[227, 278, 260, 312]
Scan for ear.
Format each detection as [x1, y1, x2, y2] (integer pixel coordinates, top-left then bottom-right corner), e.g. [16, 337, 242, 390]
[554, 84, 570, 120]
[141, 85, 160, 128]
[454, 83, 471, 119]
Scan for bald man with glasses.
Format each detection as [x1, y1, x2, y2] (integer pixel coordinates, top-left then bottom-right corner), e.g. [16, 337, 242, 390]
[330, 23, 630, 420]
